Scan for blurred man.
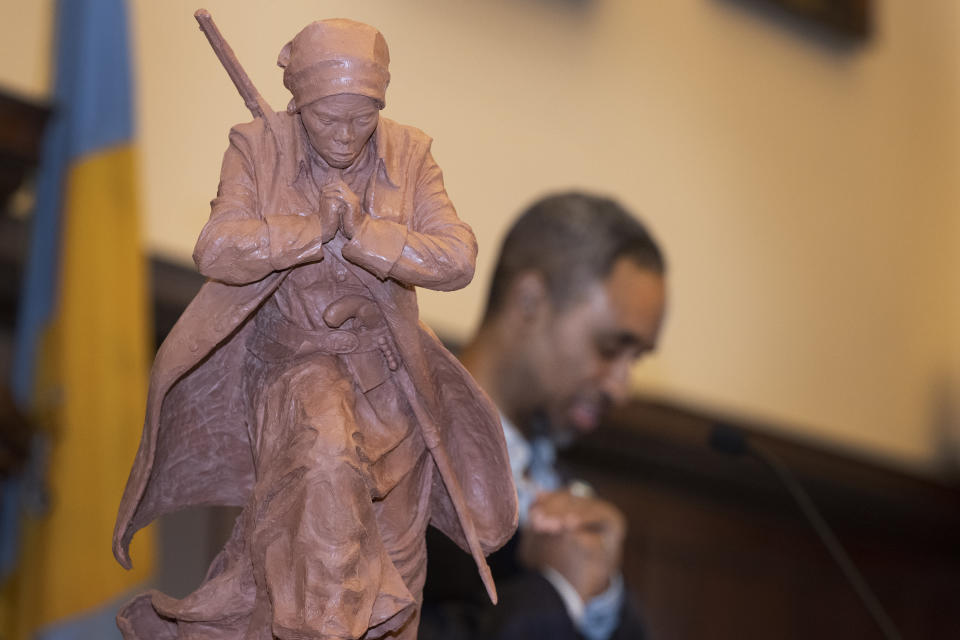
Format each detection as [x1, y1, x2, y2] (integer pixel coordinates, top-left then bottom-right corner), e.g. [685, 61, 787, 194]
[421, 192, 667, 640]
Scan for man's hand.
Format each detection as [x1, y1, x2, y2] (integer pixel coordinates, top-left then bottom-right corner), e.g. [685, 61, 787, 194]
[519, 490, 627, 602]
[320, 180, 364, 239]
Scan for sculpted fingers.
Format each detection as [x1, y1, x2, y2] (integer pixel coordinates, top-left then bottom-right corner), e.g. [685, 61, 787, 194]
[320, 182, 364, 239]
[317, 196, 340, 243]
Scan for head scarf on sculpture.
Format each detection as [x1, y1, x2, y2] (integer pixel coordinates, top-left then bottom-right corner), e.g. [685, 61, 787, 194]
[279, 18, 391, 113]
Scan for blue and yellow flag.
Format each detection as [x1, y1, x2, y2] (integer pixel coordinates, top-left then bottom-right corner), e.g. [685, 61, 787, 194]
[3, 0, 154, 637]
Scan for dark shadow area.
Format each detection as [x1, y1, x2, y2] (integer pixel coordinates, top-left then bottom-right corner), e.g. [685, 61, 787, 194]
[716, 0, 873, 54]
[156, 506, 241, 599]
[562, 399, 960, 639]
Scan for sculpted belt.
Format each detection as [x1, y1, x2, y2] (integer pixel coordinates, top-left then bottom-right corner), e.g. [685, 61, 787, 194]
[251, 295, 399, 393]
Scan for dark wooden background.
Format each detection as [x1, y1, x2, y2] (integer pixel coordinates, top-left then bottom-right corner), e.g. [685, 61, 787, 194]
[566, 403, 960, 639]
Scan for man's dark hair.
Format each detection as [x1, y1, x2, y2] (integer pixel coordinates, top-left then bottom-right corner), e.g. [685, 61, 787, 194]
[483, 192, 665, 320]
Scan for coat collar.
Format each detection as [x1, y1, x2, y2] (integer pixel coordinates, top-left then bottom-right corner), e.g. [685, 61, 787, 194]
[289, 112, 400, 191]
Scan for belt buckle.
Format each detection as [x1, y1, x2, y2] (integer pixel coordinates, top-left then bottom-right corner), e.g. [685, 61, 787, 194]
[322, 330, 360, 354]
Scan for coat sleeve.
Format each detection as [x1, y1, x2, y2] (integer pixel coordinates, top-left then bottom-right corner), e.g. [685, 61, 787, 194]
[342, 145, 476, 291]
[193, 124, 326, 285]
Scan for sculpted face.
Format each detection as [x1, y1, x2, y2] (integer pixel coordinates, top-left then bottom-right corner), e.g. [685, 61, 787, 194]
[300, 93, 380, 169]
[528, 258, 666, 444]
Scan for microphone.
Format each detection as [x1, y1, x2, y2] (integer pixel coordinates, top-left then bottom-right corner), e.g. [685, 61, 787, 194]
[707, 422, 750, 457]
[708, 423, 903, 640]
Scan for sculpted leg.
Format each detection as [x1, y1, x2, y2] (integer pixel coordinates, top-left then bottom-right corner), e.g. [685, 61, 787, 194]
[251, 359, 416, 639]
[364, 449, 433, 640]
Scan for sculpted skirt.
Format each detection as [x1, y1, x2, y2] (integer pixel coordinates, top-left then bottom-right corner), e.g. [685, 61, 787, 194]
[118, 346, 433, 640]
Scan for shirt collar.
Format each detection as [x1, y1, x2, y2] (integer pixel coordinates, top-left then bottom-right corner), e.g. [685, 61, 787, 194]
[499, 412, 531, 483]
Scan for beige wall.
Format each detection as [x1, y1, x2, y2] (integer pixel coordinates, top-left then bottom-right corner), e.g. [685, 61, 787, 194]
[2, 0, 958, 473]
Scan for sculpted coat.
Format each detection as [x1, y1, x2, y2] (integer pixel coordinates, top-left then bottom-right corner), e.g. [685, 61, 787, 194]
[113, 111, 518, 639]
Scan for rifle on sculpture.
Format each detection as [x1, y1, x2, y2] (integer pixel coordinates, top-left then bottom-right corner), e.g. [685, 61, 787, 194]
[194, 10, 276, 127]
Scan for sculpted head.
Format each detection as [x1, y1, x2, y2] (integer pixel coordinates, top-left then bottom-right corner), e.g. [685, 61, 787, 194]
[278, 19, 390, 168]
[483, 193, 667, 444]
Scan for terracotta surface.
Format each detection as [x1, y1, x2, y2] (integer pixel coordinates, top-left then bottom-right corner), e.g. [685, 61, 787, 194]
[113, 14, 517, 640]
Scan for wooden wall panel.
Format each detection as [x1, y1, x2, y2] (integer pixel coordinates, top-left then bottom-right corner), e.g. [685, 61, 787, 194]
[564, 402, 960, 639]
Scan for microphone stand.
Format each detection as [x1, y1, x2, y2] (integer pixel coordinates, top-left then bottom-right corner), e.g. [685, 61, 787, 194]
[710, 424, 904, 640]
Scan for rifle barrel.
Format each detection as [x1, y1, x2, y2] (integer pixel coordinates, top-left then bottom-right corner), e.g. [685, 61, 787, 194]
[194, 9, 265, 120]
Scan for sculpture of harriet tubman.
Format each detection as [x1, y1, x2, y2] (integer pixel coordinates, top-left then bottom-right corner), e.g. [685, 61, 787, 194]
[112, 16, 517, 640]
